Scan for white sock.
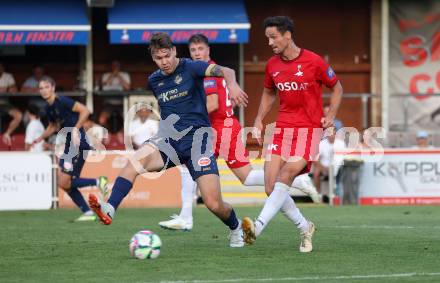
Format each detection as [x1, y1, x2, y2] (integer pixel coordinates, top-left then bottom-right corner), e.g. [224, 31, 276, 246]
[178, 166, 196, 223]
[243, 169, 265, 186]
[280, 194, 309, 232]
[255, 182, 290, 236]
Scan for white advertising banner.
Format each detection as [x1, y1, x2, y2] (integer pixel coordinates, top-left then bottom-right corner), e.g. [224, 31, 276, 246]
[0, 152, 53, 210]
[336, 149, 440, 205]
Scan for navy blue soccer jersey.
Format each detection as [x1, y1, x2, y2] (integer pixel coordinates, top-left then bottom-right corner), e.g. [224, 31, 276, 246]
[148, 58, 211, 137]
[45, 95, 88, 146]
[45, 96, 79, 128]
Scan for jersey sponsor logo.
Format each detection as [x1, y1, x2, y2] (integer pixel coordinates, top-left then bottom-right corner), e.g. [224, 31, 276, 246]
[197, 157, 212, 167]
[158, 88, 178, 102]
[158, 88, 189, 102]
[294, 65, 303, 77]
[226, 109, 234, 117]
[275, 82, 309, 91]
[272, 71, 280, 77]
[174, 74, 183, 85]
[327, 67, 335, 79]
[204, 79, 216, 88]
[267, 144, 279, 151]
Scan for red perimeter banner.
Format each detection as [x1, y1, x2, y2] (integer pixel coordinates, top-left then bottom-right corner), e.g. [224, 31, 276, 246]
[389, 1, 440, 130]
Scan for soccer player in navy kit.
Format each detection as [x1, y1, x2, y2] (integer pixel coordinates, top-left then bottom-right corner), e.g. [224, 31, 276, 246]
[35, 78, 108, 221]
[89, 32, 248, 247]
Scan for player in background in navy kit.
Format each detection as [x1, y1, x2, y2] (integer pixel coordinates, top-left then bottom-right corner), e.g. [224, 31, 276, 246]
[35, 78, 108, 221]
[88, 32, 248, 247]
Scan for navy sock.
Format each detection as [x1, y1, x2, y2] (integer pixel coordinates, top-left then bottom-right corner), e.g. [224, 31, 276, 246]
[222, 209, 239, 230]
[68, 188, 89, 213]
[108, 177, 133, 210]
[71, 178, 97, 190]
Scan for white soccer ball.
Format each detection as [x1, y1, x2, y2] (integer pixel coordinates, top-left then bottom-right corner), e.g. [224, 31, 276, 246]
[129, 230, 162, 260]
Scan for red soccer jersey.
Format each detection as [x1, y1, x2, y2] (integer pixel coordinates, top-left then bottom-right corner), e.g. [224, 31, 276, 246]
[203, 61, 234, 125]
[264, 49, 338, 127]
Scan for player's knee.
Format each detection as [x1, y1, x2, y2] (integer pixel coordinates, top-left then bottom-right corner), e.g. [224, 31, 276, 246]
[59, 179, 71, 191]
[264, 182, 275, 196]
[204, 197, 222, 213]
[120, 163, 140, 180]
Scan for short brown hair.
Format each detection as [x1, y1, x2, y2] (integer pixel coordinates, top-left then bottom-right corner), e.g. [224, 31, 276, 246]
[149, 32, 174, 54]
[38, 77, 56, 87]
[188, 34, 209, 46]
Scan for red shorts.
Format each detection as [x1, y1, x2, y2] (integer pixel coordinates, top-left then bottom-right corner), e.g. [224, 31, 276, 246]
[266, 125, 323, 174]
[212, 118, 250, 169]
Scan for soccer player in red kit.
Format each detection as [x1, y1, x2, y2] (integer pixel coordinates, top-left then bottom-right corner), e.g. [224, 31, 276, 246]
[242, 16, 343, 252]
[159, 34, 321, 231]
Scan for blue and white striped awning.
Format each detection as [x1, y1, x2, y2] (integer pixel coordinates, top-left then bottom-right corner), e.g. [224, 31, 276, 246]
[107, 0, 250, 44]
[0, 0, 90, 45]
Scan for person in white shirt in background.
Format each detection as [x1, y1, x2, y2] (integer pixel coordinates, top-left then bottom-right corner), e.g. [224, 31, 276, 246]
[101, 60, 131, 91]
[25, 104, 45, 152]
[0, 62, 17, 93]
[313, 128, 346, 193]
[129, 103, 159, 150]
[83, 114, 108, 150]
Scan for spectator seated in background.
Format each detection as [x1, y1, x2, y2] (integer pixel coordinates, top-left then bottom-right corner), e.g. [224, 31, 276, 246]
[0, 62, 17, 93]
[0, 62, 22, 146]
[313, 128, 346, 194]
[128, 103, 159, 150]
[97, 107, 124, 147]
[413, 130, 434, 149]
[21, 65, 53, 93]
[101, 60, 131, 91]
[1, 106, 23, 147]
[83, 114, 108, 150]
[24, 104, 45, 152]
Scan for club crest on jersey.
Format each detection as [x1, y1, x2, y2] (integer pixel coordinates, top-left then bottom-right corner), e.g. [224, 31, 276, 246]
[63, 161, 73, 171]
[174, 74, 183, 84]
[294, 65, 303, 77]
[327, 67, 335, 79]
[198, 157, 211, 167]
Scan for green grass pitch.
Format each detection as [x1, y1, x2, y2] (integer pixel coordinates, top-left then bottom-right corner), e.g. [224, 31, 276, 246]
[1, 206, 439, 282]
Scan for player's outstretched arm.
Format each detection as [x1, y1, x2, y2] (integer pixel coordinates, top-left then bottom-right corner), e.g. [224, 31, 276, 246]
[253, 87, 277, 145]
[35, 122, 58, 144]
[72, 102, 90, 130]
[205, 64, 248, 107]
[321, 81, 343, 129]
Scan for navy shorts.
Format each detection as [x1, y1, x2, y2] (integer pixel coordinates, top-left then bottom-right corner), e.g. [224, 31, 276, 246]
[148, 136, 219, 181]
[59, 135, 91, 178]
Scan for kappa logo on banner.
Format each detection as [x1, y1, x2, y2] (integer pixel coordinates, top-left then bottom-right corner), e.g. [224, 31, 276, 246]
[197, 157, 211, 167]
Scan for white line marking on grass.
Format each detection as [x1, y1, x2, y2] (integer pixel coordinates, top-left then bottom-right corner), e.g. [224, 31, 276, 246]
[326, 225, 440, 229]
[152, 272, 440, 283]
